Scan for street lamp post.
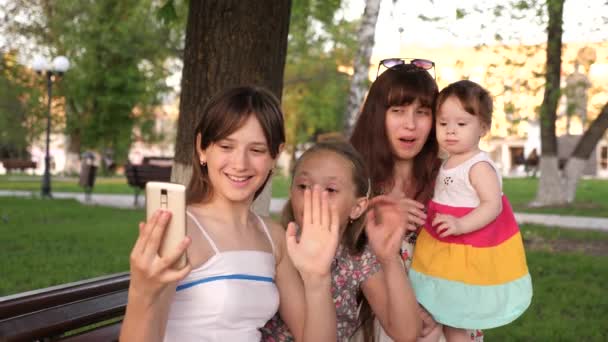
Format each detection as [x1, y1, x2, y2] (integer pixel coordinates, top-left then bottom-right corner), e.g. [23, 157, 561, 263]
[32, 55, 70, 198]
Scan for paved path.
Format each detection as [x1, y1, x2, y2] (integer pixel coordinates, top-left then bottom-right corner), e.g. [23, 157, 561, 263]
[2, 191, 607, 231]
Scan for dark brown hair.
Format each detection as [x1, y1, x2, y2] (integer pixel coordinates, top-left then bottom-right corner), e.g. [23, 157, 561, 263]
[350, 63, 440, 204]
[436, 80, 493, 127]
[186, 86, 285, 204]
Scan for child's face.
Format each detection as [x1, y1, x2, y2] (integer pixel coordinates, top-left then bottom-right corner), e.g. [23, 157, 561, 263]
[197, 115, 276, 204]
[436, 96, 488, 156]
[384, 100, 433, 162]
[290, 150, 364, 233]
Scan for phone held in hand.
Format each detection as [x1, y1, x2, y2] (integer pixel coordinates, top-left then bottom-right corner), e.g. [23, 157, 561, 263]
[145, 181, 187, 269]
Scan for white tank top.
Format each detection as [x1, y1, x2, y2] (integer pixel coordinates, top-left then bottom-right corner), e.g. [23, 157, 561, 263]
[433, 151, 502, 207]
[163, 211, 280, 342]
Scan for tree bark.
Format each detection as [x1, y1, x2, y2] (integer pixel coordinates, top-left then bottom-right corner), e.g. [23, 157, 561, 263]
[534, 0, 565, 206]
[561, 102, 608, 202]
[173, 1, 292, 216]
[343, 0, 381, 138]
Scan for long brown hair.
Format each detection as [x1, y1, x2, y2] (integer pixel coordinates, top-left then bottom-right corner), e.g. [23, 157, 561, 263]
[281, 141, 377, 341]
[186, 86, 285, 204]
[350, 63, 440, 204]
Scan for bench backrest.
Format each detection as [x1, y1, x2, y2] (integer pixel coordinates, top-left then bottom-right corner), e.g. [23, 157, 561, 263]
[0, 273, 129, 341]
[125, 163, 172, 189]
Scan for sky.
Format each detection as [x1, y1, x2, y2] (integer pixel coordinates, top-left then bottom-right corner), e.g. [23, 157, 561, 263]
[342, 0, 607, 57]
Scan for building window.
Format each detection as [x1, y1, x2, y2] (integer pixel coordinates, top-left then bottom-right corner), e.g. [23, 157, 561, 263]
[601, 146, 608, 170]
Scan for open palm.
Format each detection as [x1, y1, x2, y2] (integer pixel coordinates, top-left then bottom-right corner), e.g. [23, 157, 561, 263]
[365, 196, 407, 263]
[286, 186, 340, 278]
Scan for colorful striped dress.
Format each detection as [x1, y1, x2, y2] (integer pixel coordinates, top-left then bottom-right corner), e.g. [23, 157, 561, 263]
[409, 152, 532, 329]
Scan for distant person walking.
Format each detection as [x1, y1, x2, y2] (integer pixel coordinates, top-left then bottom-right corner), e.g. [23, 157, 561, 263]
[525, 149, 539, 178]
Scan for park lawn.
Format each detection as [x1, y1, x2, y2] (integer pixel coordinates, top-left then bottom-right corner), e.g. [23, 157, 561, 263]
[0, 175, 133, 194]
[1, 197, 607, 341]
[503, 178, 608, 217]
[0, 173, 292, 198]
[0, 197, 142, 295]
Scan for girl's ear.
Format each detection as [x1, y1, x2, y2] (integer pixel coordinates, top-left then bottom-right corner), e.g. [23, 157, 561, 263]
[480, 122, 490, 137]
[196, 133, 206, 164]
[349, 196, 369, 221]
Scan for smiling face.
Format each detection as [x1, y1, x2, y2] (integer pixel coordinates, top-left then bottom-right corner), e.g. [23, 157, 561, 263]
[290, 149, 367, 233]
[384, 100, 434, 162]
[197, 115, 276, 204]
[436, 96, 488, 157]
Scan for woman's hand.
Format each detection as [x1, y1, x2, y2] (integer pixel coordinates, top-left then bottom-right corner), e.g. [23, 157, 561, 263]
[385, 190, 427, 231]
[365, 196, 406, 264]
[128, 210, 192, 299]
[285, 185, 339, 286]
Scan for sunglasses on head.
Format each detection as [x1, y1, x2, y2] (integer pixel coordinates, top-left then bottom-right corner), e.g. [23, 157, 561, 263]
[376, 58, 436, 79]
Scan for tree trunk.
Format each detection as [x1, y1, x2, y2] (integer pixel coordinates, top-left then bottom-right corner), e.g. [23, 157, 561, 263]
[533, 0, 565, 206]
[172, 0, 291, 216]
[562, 102, 608, 202]
[343, 0, 381, 138]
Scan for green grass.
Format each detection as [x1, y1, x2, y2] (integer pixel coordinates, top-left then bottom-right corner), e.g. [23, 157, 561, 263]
[486, 224, 608, 340]
[503, 178, 608, 218]
[487, 250, 607, 341]
[1, 197, 606, 341]
[0, 197, 142, 295]
[0, 173, 292, 198]
[0, 175, 133, 194]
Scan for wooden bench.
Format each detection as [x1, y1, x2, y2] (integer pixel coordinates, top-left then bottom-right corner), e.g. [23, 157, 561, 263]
[125, 159, 172, 205]
[0, 272, 129, 342]
[1, 159, 37, 173]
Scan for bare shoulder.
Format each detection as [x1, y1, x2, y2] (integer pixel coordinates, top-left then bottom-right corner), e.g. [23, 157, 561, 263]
[469, 161, 497, 179]
[258, 216, 287, 263]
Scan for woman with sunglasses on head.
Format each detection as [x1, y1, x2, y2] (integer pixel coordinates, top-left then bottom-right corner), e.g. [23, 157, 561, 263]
[350, 59, 484, 342]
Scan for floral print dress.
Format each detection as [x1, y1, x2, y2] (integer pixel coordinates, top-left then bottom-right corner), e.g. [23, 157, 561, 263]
[260, 243, 381, 342]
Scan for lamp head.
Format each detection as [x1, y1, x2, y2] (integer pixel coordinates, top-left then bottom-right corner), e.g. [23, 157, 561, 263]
[52, 56, 70, 74]
[32, 56, 49, 73]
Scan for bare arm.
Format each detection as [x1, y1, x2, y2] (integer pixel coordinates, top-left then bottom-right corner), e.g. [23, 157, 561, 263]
[362, 258, 420, 342]
[433, 162, 502, 237]
[119, 211, 191, 342]
[362, 197, 420, 342]
[271, 186, 338, 342]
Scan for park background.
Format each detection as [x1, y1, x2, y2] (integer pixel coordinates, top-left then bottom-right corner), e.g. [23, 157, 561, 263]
[0, 0, 607, 340]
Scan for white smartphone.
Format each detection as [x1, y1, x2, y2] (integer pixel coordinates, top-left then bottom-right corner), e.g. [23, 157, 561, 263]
[145, 181, 187, 269]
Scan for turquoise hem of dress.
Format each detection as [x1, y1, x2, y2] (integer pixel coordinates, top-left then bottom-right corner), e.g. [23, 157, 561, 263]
[410, 269, 533, 329]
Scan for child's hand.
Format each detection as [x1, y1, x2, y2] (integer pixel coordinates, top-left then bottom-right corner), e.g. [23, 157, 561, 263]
[418, 305, 439, 337]
[128, 210, 192, 298]
[286, 185, 340, 284]
[432, 213, 464, 238]
[365, 195, 406, 264]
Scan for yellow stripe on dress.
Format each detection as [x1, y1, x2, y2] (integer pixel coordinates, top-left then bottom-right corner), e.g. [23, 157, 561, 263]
[412, 228, 529, 285]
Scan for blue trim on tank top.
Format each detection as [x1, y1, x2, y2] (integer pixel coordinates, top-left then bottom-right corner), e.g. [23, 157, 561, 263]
[176, 274, 275, 291]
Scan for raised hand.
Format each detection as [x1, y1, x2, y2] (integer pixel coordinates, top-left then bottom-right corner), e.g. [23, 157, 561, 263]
[365, 195, 407, 263]
[128, 210, 192, 298]
[385, 189, 427, 231]
[432, 213, 464, 238]
[285, 185, 340, 282]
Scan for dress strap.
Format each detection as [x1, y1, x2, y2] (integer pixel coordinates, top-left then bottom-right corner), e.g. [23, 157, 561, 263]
[255, 214, 276, 254]
[186, 211, 220, 254]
